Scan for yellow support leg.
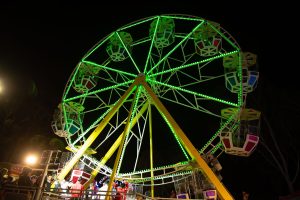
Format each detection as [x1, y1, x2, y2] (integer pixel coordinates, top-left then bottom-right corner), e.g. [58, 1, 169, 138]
[149, 104, 155, 198]
[57, 77, 141, 182]
[83, 102, 149, 189]
[105, 87, 140, 200]
[141, 78, 234, 200]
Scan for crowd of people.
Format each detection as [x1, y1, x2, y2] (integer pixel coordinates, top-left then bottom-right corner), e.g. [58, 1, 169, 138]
[0, 166, 37, 199]
[43, 174, 131, 199]
[0, 166, 132, 200]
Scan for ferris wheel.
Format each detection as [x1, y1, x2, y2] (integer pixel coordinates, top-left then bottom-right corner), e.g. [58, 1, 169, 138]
[51, 14, 254, 199]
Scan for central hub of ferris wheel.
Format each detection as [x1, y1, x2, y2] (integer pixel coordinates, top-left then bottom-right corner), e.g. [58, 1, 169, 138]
[137, 72, 145, 77]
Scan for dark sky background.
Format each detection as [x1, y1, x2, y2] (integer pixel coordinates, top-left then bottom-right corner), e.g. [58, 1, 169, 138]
[0, 2, 299, 199]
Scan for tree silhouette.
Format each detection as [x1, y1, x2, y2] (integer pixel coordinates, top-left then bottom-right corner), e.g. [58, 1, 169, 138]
[253, 76, 300, 196]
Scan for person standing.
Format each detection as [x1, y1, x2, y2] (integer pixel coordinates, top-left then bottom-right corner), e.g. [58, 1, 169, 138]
[60, 178, 71, 199]
[44, 174, 53, 192]
[18, 167, 33, 199]
[30, 175, 38, 187]
[18, 167, 32, 187]
[0, 168, 9, 199]
[70, 177, 84, 199]
[98, 180, 109, 200]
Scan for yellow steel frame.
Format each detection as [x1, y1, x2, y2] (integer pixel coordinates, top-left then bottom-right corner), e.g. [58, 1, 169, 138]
[83, 102, 149, 189]
[58, 75, 234, 200]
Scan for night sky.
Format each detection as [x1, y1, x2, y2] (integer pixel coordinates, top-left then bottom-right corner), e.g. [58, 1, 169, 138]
[0, 2, 299, 199]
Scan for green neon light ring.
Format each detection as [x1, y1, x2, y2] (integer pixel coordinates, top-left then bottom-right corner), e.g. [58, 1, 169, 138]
[57, 14, 244, 186]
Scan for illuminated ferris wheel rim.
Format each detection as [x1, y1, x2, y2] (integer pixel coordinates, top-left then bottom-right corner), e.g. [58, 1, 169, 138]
[63, 14, 243, 89]
[68, 132, 212, 185]
[57, 13, 245, 188]
[79, 14, 241, 63]
[62, 14, 243, 115]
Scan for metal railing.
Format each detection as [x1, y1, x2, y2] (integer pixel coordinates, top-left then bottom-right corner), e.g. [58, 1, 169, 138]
[1, 186, 207, 200]
[1, 185, 138, 200]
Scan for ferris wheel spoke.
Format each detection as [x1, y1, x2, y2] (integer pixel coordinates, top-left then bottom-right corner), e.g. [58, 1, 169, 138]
[115, 32, 141, 74]
[155, 61, 215, 92]
[146, 21, 205, 75]
[144, 17, 161, 74]
[148, 50, 239, 78]
[64, 80, 134, 102]
[95, 66, 133, 86]
[149, 79, 238, 107]
[149, 45, 197, 85]
[82, 60, 136, 78]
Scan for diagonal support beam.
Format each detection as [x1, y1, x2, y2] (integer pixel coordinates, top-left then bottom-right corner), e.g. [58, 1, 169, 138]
[57, 76, 143, 182]
[140, 77, 234, 200]
[105, 86, 140, 200]
[83, 102, 149, 189]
